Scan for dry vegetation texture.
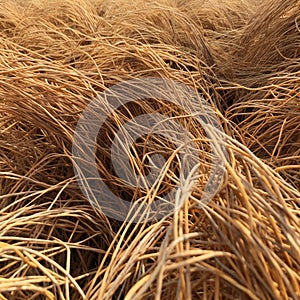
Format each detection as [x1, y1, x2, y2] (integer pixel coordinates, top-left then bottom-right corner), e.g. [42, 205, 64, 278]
[0, 0, 300, 299]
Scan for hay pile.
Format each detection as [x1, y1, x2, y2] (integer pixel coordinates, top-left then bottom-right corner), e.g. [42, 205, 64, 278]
[0, 0, 299, 299]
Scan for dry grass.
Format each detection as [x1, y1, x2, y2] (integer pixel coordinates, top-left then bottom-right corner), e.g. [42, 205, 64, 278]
[0, 0, 299, 299]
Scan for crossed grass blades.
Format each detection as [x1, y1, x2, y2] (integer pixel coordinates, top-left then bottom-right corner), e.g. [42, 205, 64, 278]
[0, 0, 299, 299]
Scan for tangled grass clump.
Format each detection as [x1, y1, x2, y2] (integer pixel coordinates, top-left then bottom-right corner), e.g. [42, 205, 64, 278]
[0, 0, 299, 299]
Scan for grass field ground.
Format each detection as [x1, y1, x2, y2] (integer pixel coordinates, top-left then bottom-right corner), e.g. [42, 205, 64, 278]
[0, 0, 299, 299]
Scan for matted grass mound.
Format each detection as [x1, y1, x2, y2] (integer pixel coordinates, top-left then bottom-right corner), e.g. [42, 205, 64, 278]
[226, 0, 300, 188]
[0, 0, 299, 299]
